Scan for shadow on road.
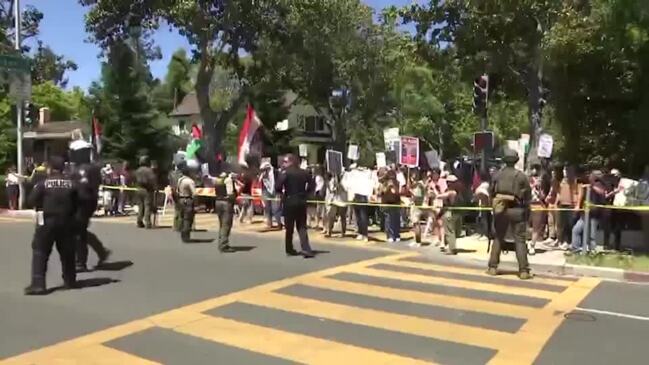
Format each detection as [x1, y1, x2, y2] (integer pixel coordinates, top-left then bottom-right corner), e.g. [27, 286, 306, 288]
[184, 238, 216, 244]
[48, 278, 120, 294]
[95, 260, 134, 271]
[228, 245, 256, 252]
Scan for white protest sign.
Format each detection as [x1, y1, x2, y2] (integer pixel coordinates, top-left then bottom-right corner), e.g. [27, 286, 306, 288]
[348, 144, 359, 161]
[384, 128, 400, 150]
[425, 149, 440, 169]
[298, 144, 308, 157]
[537, 134, 554, 158]
[375, 152, 386, 168]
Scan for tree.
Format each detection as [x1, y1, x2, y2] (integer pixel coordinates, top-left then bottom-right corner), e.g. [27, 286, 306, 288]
[81, 0, 288, 167]
[31, 81, 75, 121]
[31, 41, 78, 87]
[0, 0, 43, 52]
[92, 40, 171, 165]
[401, 0, 562, 162]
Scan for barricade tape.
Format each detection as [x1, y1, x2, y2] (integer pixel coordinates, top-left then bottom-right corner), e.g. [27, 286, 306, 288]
[98, 185, 648, 212]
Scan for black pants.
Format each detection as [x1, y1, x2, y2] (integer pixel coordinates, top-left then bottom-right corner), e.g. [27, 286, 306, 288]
[31, 219, 76, 288]
[284, 197, 312, 253]
[214, 200, 234, 248]
[178, 198, 195, 241]
[489, 208, 530, 273]
[75, 219, 108, 268]
[353, 194, 369, 237]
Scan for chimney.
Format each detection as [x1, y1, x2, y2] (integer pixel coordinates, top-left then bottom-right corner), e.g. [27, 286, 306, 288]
[39, 107, 50, 126]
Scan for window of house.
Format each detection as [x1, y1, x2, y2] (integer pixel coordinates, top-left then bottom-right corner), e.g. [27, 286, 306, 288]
[178, 120, 186, 132]
[302, 116, 325, 132]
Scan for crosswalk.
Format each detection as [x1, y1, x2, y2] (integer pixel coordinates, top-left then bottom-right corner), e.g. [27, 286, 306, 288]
[1, 252, 600, 365]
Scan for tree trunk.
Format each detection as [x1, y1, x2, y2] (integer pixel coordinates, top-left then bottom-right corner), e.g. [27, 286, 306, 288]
[526, 54, 544, 169]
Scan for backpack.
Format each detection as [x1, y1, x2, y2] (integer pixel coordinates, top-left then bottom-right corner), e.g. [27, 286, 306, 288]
[492, 171, 523, 214]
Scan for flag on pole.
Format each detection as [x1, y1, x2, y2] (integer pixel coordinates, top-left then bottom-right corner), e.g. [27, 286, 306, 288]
[237, 104, 262, 166]
[92, 115, 102, 155]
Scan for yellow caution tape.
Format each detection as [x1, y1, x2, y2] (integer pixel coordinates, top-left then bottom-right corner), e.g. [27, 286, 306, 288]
[98, 185, 648, 212]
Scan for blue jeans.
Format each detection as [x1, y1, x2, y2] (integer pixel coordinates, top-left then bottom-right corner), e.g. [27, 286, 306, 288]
[571, 216, 599, 252]
[385, 207, 401, 240]
[263, 195, 282, 226]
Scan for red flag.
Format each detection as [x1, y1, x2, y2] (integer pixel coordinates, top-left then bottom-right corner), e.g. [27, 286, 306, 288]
[92, 116, 102, 155]
[237, 104, 262, 166]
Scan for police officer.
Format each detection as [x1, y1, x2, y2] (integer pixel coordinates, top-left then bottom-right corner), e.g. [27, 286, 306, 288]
[134, 156, 157, 229]
[488, 148, 533, 280]
[207, 162, 237, 253]
[69, 149, 111, 272]
[276, 154, 315, 258]
[177, 163, 196, 242]
[168, 163, 183, 232]
[25, 156, 78, 295]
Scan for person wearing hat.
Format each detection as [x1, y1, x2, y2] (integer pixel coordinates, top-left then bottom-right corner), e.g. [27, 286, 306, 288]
[168, 161, 184, 232]
[134, 155, 157, 229]
[205, 160, 237, 252]
[488, 148, 533, 280]
[177, 163, 197, 243]
[24, 156, 79, 295]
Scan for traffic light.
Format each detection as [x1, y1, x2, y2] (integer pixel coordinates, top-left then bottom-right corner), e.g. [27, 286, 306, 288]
[23, 101, 37, 126]
[473, 75, 489, 116]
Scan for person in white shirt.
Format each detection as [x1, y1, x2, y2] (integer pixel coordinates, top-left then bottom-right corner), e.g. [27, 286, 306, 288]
[5, 166, 23, 210]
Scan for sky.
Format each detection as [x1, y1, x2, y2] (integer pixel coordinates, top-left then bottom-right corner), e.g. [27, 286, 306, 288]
[25, 0, 415, 91]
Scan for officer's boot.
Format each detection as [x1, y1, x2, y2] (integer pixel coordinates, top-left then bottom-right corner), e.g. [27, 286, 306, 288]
[24, 276, 47, 296]
[181, 231, 191, 243]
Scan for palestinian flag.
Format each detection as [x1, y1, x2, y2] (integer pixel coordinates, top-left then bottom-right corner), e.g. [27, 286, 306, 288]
[237, 104, 262, 167]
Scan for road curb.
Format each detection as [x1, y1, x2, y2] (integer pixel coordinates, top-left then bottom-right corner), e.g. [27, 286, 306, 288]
[0, 209, 34, 218]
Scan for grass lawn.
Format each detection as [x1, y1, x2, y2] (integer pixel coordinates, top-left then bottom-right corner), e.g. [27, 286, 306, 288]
[566, 251, 649, 272]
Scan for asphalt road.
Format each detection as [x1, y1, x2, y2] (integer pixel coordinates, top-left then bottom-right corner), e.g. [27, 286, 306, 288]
[0, 213, 648, 365]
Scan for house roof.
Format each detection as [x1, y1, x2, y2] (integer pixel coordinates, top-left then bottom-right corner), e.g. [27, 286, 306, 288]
[23, 121, 89, 140]
[170, 92, 200, 117]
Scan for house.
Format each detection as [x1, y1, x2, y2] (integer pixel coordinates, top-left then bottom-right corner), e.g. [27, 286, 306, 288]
[169, 92, 333, 164]
[169, 92, 201, 136]
[22, 108, 90, 164]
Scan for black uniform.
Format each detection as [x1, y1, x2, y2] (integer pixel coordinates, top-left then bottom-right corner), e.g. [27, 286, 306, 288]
[168, 168, 183, 232]
[72, 163, 110, 271]
[134, 157, 157, 228]
[489, 163, 532, 275]
[276, 165, 315, 257]
[25, 164, 79, 295]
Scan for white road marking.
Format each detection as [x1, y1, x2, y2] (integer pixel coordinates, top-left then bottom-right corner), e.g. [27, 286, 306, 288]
[576, 307, 649, 321]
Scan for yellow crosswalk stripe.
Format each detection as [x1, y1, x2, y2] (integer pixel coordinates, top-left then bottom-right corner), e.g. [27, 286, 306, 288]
[175, 314, 434, 365]
[352, 267, 557, 300]
[389, 259, 572, 287]
[41, 345, 161, 365]
[305, 277, 536, 319]
[241, 291, 512, 350]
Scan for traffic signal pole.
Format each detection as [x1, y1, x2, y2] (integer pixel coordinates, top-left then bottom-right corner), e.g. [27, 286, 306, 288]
[15, 0, 24, 209]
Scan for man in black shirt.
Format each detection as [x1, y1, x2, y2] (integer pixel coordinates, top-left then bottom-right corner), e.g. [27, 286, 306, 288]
[25, 156, 79, 295]
[276, 154, 315, 258]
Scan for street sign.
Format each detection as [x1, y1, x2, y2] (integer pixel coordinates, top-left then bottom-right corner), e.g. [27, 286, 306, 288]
[9, 72, 31, 101]
[0, 54, 31, 73]
[473, 131, 494, 153]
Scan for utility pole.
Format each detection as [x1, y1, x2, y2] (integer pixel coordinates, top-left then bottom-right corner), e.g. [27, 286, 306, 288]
[15, 0, 24, 209]
[473, 75, 489, 174]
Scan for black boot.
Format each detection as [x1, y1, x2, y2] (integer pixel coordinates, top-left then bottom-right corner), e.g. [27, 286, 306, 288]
[24, 285, 48, 295]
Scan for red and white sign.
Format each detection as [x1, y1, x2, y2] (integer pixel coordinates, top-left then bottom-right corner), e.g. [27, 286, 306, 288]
[399, 136, 419, 167]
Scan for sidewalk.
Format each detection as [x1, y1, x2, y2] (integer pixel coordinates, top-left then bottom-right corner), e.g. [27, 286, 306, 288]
[412, 234, 649, 283]
[0, 209, 34, 218]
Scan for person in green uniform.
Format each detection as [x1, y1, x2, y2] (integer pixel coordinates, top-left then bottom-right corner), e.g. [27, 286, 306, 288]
[177, 164, 196, 243]
[488, 148, 533, 280]
[436, 174, 461, 255]
[134, 156, 157, 229]
[207, 162, 237, 253]
[168, 163, 184, 232]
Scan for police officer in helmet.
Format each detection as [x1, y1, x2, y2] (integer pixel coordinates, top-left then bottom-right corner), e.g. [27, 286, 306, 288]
[488, 148, 533, 280]
[68, 144, 111, 272]
[25, 156, 79, 295]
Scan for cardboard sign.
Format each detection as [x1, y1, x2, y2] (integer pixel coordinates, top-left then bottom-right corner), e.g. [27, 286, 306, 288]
[326, 150, 343, 175]
[399, 136, 419, 167]
[384, 128, 400, 150]
[348, 145, 359, 161]
[299, 144, 308, 157]
[537, 134, 554, 158]
[424, 149, 440, 169]
[300, 159, 308, 170]
[376, 152, 386, 168]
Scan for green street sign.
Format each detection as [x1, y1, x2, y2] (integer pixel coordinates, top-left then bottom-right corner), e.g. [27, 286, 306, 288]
[0, 54, 31, 73]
